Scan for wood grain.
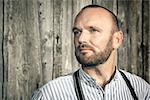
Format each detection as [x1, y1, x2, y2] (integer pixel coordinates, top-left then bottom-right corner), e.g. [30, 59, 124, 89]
[1, 0, 150, 99]
[118, 0, 143, 76]
[0, 0, 3, 99]
[38, 0, 54, 84]
[142, 0, 150, 82]
[3, 0, 42, 99]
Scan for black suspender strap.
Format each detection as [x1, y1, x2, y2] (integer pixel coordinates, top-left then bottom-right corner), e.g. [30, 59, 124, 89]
[73, 70, 85, 100]
[73, 70, 138, 100]
[119, 70, 138, 100]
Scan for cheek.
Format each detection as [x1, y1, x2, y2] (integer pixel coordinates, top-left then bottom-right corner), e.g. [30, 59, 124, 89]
[74, 38, 79, 47]
[90, 37, 107, 50]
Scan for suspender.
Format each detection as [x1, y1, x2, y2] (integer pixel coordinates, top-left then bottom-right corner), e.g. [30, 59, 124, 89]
[73, 70, 86, 100]
[119, 70, 138, 100]
[73, 70, 138, 100]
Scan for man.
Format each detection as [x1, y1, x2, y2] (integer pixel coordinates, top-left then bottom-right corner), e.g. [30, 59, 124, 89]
[31, 5, 150, 100]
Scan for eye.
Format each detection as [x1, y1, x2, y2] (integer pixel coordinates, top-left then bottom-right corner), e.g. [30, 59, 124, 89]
[72, 28, 81, 35]
[73, 30, 80, 35]
[89, 27, 98, 33]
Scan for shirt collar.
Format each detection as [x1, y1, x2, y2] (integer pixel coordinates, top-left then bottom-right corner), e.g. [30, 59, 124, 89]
[79, 68, 96, 85]
[79, 67, 122, 85]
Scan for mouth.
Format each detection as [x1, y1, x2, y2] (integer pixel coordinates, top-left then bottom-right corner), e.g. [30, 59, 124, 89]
[80, 48, 91, 50]
[79, 48, 93, 53]
[77, 43, 94, 53]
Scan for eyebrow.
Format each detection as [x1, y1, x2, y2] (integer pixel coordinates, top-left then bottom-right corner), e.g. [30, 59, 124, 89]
[88, 26, 103, 31]
[72, 27, 81, 32]
[72, 26, 103, 32]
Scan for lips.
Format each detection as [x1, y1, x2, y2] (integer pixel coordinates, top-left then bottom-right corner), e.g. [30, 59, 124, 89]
[79, 48, 93, 53]
[80, 48, 92, 51]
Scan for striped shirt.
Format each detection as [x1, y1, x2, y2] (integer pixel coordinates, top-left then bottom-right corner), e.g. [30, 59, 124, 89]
[30, 68, 150, 100]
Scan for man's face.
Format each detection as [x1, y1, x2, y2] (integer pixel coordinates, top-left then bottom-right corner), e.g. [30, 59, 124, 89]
[73, 8, 114, 67]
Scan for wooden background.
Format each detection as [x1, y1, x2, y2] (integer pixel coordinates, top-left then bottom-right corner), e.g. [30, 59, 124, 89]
[0, 0, 149, 99]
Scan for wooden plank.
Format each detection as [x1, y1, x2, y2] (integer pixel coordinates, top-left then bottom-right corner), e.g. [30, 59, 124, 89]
[118, 0, 143, 75]
[0, 0, 3, 99]
[72, 0, 92, 20]
[117, 1, 131, 71]
[146, 1, 150, 83]
[3, 0, 42, 99]
[142, 0, 150, 82]
[24, 0, 42, 97]
[3, 0, 10, 99]
[3, 0, 20, 99]
[52, 0, 63, 78]
[92, 0, 115, 11]
[126, 0, 142, 75]
[38, 0, 54, 84]
[61, 0, 73, 75]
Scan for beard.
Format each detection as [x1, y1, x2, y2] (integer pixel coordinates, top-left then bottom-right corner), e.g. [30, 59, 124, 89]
[75, 36, 113, 67]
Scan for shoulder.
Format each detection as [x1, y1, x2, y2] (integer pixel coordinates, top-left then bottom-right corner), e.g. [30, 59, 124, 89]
[30, 89, 44, 100]
[120, 70, 149, 88]
[42, 73, 73, 90]
[30, 74, 74, 99]
[120, 70, 150, 98]
[121, 70, 149, 86]
[45, 73, 73, 86]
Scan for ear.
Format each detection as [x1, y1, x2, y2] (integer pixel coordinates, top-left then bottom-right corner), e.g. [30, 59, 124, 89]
[112, 31, 123, 49]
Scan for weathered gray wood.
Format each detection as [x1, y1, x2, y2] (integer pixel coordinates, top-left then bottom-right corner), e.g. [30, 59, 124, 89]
[92, 0, 114, 11]
[61, 0, 73, 75]
[3, 0, 42, 99]
[24, 0, 42, 97]
[148, 1, 150, 83]
[127, 0, 142, 75]
[0, 0, 3, 99]
[4, 0, 22, 99]
[72, 0, 92, 17]
[117, 1, 129, 71]
[38, 0, 54, 84]
[142, 0, 150, 82]
[52, 0, 63, 78]
[3, 0, 9, 99]
[118, 0, 143, 75]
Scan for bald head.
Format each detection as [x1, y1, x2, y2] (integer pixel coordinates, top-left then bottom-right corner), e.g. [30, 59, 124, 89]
[74, 5, 119, 33]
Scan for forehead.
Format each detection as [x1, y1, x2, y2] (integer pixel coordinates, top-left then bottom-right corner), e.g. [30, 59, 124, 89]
[74, 8, 113, 27]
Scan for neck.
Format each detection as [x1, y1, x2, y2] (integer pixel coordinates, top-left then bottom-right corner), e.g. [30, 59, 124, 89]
[82, 51, 116, 88]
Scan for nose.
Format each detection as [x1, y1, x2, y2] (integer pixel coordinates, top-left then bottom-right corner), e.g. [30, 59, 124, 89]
[78, 30, 89, 44]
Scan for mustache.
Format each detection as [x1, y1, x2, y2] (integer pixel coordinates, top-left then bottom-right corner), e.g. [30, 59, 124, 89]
[77, 43, 94, 50]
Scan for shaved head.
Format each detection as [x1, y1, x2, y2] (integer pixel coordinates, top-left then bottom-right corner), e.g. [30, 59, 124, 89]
[75, 5, 119, 33]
